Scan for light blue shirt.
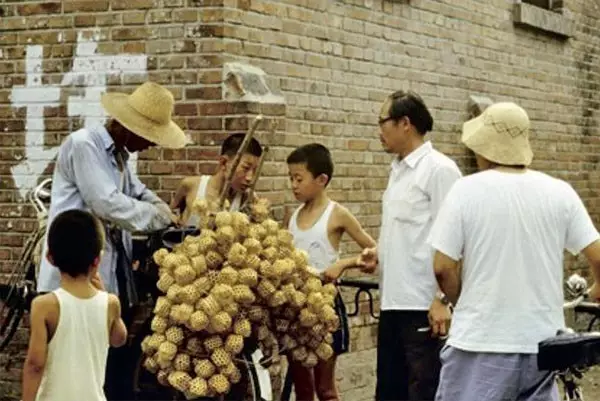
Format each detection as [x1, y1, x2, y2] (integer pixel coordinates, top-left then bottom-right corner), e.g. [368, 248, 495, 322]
[37, 125, 172, 294]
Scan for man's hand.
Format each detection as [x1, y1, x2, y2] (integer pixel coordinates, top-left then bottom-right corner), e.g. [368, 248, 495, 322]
[590, 282, 600, 302]
[91, 272, 105, 291]
[358, 247, 378, 274]
[428, 298, 452, 338]
[169, 212, 180, 226]
[154, 202, 180, 226]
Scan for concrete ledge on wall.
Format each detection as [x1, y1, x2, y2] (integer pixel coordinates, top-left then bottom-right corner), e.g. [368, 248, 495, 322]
[222, 62, 286, 104]
[468, 95, 494, 118]
[513, 2, 574, 38]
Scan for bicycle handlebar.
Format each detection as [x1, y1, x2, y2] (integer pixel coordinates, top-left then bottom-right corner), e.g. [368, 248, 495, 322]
[30, 178, 52, 218]
[564, 295, 586, 310]
[336, 277, 379, 290]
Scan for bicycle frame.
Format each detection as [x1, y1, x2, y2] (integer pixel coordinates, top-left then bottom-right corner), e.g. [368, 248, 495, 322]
[0, 179, 51, 352]
[556, 274, 600, 401]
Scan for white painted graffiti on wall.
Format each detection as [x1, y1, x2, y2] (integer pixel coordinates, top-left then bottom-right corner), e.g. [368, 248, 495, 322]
[10, 29, 148, 200]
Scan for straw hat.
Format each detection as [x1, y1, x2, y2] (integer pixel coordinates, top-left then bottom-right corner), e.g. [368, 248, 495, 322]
[101, 82, 188, 149]
[462, 102, 533, 166]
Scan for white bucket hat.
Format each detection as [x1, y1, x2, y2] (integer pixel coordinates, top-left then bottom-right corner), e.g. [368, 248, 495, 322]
[101, 82, 189, 149]
[462, 102, 533, 166]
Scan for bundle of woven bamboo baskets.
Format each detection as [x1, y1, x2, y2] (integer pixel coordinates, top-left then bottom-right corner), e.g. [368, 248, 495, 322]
[140, 116, 339, 399]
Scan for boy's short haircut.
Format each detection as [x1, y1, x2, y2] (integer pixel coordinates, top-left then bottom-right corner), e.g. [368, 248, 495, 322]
[286, 143, 334, 185]
[386, 90, 434, 135]
[47, 209, 104, 278]
[221, 133, 263, 158]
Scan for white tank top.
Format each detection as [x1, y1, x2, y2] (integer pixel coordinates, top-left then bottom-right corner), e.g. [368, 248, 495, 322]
[186, 175, 243, 227]
[288, 201, 339, 272]
[35, 288, 109, 401]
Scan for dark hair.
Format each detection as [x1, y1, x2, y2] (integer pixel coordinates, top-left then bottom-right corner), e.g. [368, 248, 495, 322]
[385, 90, 434, 135]
[286, 143, 334, 186]
[221, 133, 263, 157]
[47, 209, 104, 278]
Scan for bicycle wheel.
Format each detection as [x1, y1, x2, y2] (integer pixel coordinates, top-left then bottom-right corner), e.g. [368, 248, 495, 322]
[0, 300, 25, 352]
[0, 274, 29, 352]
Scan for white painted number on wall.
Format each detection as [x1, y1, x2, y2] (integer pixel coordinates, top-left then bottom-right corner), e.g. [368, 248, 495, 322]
[10, 30, 148, 200]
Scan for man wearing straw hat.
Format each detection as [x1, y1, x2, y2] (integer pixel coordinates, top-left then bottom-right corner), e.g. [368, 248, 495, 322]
[427, 102, 600, 401]
[37, 81, 188, 400]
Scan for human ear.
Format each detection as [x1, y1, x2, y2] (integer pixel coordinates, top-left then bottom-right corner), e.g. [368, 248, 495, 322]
[316, 173, 329, 186]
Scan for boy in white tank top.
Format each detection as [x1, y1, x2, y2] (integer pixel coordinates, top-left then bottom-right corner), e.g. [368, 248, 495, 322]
[22, 210, 128, 401]
[170, 133, 264, 226]
[284, 144, 377, 401]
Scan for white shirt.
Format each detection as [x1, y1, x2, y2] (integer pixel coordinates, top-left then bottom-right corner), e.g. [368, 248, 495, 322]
[36, 288, 109, 401]
[378, 141, 462, 310]
[288, 200, 339, 272]
[428, 169, 600, 353]
[186, 175, 243, 227]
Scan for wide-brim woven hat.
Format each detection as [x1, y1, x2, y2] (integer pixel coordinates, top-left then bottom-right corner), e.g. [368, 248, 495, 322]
[462, 102, 533, 166]
[101, 81, 189, 149]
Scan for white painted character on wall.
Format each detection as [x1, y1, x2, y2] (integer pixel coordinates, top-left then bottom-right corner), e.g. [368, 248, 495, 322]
[10, 29, 148, 200]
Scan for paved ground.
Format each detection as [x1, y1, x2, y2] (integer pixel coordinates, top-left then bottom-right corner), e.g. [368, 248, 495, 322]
[567, 365, 600, 399]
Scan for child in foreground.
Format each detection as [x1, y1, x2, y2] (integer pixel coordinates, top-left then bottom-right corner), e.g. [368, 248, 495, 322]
[22, 209, 128, 401]
[285, 143, 377, 401]
[171, 133, 263, 224]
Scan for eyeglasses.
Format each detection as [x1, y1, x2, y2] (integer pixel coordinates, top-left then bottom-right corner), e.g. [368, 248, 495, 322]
[378, 116, 394, 125]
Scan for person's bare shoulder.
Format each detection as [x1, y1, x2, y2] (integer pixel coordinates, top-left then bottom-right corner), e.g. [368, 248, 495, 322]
[107, 293, 121, 319]
[181, 176, 200, 192]
[32, 293, 57, 310]
[30, 293, 58, 321]
[331, 202, 353, 227]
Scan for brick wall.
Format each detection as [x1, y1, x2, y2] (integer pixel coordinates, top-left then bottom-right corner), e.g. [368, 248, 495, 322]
[1, 0, 599, 399]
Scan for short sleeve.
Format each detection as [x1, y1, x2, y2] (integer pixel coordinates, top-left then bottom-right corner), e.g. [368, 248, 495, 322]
[427, 181, 464, 261]
[565, 184, 600, 255]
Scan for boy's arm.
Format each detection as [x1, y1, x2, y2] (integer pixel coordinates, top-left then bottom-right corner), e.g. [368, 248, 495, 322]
[323, 206, 377, 281]
[282, 205, 294, 230]
[170, 177, 192, 212]
[108, 294, 128, 348]
[22, 297, 50, 401]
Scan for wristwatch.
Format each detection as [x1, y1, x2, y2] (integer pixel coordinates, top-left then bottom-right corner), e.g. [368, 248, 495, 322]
[436, 291, 451, 306]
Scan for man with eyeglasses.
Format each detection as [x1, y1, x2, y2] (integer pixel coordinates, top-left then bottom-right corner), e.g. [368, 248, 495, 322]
[359, 91, 462, 400]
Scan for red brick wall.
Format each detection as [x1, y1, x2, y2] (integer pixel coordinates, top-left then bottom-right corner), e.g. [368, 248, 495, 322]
[1, 1, 600, 399]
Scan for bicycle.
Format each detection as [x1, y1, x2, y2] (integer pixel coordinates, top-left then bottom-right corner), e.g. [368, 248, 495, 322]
[0, 178, 51, 353]
[538, 273, 600, 401]
[332, 274, 600, 401]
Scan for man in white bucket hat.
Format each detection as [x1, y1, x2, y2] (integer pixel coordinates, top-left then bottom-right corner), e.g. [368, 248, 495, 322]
[36, 81, 188, 400]
[427, 102, 600, 401]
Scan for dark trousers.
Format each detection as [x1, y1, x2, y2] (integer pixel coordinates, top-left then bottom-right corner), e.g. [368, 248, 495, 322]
[376, 310, 443, 401]
[104, 301, 134, 401]
[104, 260, 135, 401]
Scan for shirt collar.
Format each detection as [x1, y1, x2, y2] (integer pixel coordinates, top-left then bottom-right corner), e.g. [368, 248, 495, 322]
[96, 125, 130, 162]
[391, 141, 433, 171]
[97, 125, 115, 151]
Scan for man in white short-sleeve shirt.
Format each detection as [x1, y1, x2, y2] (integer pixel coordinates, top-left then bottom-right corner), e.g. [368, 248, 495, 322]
[428, 102, 600, 401]
[360, 91, 462, 401]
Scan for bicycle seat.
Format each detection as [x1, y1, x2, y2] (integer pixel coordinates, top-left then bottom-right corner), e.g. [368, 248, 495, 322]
[537, 330, 600, 371]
